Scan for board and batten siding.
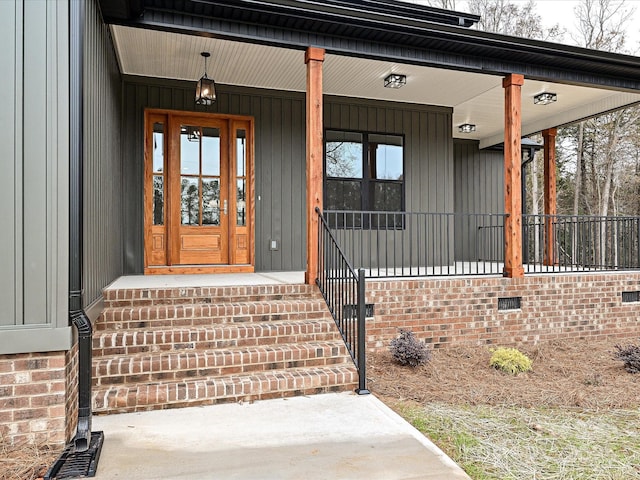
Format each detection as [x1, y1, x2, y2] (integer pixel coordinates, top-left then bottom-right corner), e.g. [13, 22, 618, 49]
[83, 0, 125, 314]
[121, 79, 454, 272]
[0, 1, 71, 354]
[453, 139, 505, 262]
[324, 97, 454, 269]
[121, 79, 307, 273]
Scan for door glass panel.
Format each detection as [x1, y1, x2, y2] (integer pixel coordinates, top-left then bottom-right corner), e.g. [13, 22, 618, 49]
[236, 129, 247, 226]
[181, 177, 200, 225]
[202, 128, 221, 176]
[202, 178, 220, 226]
[153, 123, 164, 173]
[180, 125, 200, 175]
[152, 122, 165, 225]
[153, 175, 164, 225]
[236, 179, 246, 226]
[236, 130, 246, 177]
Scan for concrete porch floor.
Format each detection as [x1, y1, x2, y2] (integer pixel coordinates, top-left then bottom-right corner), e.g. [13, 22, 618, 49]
[105, 271, 306, 289]
[105, 263, 592, 291]
[92, 392, 470, 480]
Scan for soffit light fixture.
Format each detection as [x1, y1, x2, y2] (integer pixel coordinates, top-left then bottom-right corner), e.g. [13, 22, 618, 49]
[195, 52, 216, 106]
[533, 92, 557, 105]
[458, 123, 476, 133]
[384, 73, 407, 89]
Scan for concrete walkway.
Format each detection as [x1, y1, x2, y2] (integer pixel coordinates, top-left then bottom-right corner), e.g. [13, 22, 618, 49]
[92, 392, 470, 479]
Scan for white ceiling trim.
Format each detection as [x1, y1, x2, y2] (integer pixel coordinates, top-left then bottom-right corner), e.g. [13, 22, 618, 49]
[479, 91, 640, 148]
[111, 25, 640, 148]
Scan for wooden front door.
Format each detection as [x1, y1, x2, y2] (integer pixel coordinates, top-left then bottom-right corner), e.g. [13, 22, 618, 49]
[144, 110, 254, 273]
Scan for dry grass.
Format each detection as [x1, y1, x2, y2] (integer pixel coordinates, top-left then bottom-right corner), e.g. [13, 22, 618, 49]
[0, 441, 59, 480]
[369, 336, 640, 479]
[395, 402, 640, 480]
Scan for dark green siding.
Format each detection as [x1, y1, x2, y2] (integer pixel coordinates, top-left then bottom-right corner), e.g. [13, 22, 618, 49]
[121, 79, 306, 273]
[324, 97, 453, 213]
[454, 140, 505, 261]
[0, 1, 71, 353]
[83, 0, 125, 309]
[324, 97, 454, 269]
[121, 79, 453, 272]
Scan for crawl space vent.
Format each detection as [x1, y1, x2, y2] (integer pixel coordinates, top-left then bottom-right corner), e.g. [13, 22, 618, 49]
[622, 291, 640, 303]
[498, 296, 521, 311]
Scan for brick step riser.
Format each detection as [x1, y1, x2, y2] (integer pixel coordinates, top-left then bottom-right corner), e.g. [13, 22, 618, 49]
[97, 299, 332, 324]
[96, 310, 333, 332]
[104, 287, 321, 309]
[93, 328, 341, 357]
[93, 344, 350, 386]
[92, 367, 359, 414]
[92, 356, 350, 387]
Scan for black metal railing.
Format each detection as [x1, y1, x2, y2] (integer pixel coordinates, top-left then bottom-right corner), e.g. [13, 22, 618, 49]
[316, 207, 368, 394]
[523, 214, 640, 272]
[323, 210, 507, 277]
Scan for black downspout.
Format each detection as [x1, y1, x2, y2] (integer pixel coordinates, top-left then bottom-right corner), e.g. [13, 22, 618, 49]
[70, 0, 92, 453]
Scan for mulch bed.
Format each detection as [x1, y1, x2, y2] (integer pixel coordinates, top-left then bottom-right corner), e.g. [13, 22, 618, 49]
[368, 336, 640, 409]
[0, 442, 58, 480]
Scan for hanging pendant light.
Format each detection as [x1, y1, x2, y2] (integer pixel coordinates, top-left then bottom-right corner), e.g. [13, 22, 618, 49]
[195, 52, 216, 106]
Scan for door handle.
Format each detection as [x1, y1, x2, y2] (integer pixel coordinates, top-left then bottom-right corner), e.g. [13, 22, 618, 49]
[223, 199, 228, 215]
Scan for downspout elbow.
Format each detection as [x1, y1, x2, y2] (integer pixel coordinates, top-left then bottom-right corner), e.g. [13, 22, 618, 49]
[70, 309, 93, 452]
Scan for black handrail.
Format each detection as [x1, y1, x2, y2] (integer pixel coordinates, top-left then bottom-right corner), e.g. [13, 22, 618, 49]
[316, 207, 368, 394]
[523, 214, 640, 272]
[323, 210, 640, 276]
[324, 210, 507, 277]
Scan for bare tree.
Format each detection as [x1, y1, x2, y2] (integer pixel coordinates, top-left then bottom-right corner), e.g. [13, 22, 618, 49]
[571, 0, 634, 215]
[468, 0, 564, 40]
[573, 0, 631, 52]
[417, 0, 458, 10]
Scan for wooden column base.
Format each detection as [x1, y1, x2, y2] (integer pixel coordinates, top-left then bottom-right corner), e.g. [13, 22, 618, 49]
[503, 265, 524, 278]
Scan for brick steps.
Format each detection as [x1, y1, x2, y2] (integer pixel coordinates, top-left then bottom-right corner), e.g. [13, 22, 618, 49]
[103, 284, 320, 308]
[96, 299, 331, 331]
[93, 320, 339, 356]
[92, 365, 359, 414]
[93, 342, 348, 386]
[92, 283, 358, 413]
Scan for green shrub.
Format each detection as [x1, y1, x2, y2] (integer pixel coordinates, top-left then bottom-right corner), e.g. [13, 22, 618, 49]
[613, 342, 640, 373]
[489, 347, 532, 375]
[389, 329, 431, 367]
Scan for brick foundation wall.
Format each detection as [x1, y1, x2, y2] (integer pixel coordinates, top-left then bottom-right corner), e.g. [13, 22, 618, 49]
[0, 352, 69, 447]
[366, 273, 640, 351]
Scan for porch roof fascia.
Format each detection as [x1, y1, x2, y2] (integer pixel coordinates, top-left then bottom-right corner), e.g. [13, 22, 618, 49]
[99, 0, 640, 92]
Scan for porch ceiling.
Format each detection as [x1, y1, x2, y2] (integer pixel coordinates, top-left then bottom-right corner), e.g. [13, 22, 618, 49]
[112, 26, 640, 147]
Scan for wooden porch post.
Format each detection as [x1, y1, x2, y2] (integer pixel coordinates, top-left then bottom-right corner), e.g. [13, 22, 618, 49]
[305, 47, 325, 285]
[543, 128, 558, 266]
[503, 74, 525, 278]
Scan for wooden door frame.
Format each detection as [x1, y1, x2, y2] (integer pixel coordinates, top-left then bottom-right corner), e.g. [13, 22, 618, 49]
[143, 108, 255, 274]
